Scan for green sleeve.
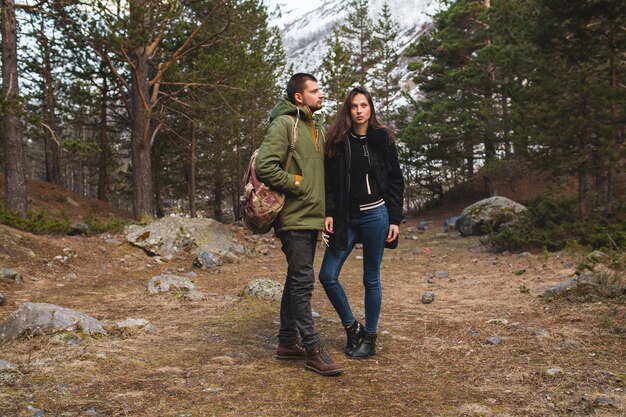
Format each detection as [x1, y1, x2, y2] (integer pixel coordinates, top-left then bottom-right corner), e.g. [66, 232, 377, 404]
[255, 117, 302, 196]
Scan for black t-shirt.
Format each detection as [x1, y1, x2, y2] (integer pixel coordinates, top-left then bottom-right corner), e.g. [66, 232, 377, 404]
[348, 132, 384, 214]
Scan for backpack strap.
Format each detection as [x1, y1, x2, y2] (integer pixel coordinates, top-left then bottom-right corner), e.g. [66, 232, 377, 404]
[284, 111, 299, 172]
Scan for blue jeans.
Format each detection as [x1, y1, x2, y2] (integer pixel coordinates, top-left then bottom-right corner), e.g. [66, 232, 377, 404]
[319, 204, 389, 334]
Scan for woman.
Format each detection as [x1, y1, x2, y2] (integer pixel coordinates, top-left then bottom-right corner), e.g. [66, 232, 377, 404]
[319, 86, 404, 358]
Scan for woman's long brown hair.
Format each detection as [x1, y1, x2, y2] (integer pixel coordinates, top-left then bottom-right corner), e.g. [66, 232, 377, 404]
[324, 86, 395, 158]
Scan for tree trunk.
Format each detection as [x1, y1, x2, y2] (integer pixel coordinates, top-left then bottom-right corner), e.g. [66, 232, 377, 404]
[152, 136, 164, 218]
[578, 169, 587, 218]
[41, 25, 62, 185]
[188, 122, 197, 218]
[130, 46, 154, 220]
[213, 163, 223, 222]
[129, 2, 154, 220]
[1, 0, 27, 216]
[97, 61, 109, 201]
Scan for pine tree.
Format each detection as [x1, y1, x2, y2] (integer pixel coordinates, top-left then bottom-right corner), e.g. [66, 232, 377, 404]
[343, 0, 377, 85]
[1, 0, 28, 217]
[320, 27, 354, 114]
[371, 1, 400, 126]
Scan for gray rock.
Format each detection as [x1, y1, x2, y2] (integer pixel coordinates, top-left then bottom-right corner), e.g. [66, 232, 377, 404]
[0, 293, 5, 306]
[240, 279, 283, 302]
[517, 252, 531, 258]
[183, 290, 206, 302]
[468, 330, 480, 337]
[435, 271, 449, 278]
[147, 274, 196, 294]
[126, 218, 244, 264]
[0, 303, 107, 340]
[0, 360, 17, 371]
[486, 336, 503, 345]
[63, 273, 78, 280]
[435, 233, 448, 239]
[541, 272, 595, 297]
[421, 291, 435, 304]
[193, 251, 222, 269]
[545, 367, 563, 377]
[443, 216, 458, 233]
[116, 318, 151, 329]
[593, 396, 618, 408]
[455, 196, 527, 237]
[68, 223, 89, 236]
[0, 268, 22, 283]
[311, 311, 321, 318]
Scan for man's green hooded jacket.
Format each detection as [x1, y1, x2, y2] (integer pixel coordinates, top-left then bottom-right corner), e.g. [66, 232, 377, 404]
[255, 97, 325, 233]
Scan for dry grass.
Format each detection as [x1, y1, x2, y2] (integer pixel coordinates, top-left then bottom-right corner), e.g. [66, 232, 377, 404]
[1, 215, 625, 417]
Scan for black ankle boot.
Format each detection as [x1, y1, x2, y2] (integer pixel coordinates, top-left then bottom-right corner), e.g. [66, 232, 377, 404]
[350, 332, 377, 359]
[344, 321, 365, 356]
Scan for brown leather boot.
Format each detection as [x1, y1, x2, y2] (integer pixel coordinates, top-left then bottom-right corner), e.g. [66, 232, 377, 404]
[276, 342, 307, 360]
[304, 345, 344, 376]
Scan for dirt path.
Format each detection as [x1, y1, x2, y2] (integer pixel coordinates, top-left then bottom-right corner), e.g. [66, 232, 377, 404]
[0, 218, 624, 416]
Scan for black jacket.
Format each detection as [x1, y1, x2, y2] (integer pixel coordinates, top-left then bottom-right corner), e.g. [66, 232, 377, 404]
[325, 127, 404, 250]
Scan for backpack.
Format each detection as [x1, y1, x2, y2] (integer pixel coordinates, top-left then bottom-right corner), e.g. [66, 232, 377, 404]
[240, 115, 299, 234]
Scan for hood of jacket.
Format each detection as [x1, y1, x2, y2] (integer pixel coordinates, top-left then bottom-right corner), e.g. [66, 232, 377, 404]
[269, 97, 324, 128]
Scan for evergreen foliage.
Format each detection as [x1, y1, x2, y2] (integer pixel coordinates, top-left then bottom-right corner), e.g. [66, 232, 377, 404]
[402, 0, 625, 215]
[484, 197, 626, 252]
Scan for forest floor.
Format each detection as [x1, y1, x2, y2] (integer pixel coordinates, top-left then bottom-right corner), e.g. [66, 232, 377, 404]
[0, 177, 624, 417]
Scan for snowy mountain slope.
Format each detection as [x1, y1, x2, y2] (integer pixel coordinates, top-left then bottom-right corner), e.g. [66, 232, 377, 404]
[264, 0, 438, 94]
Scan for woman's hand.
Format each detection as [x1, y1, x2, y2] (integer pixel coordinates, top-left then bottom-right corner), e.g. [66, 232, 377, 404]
[324, 217, 334, 234]
[386, 224, 399, 243]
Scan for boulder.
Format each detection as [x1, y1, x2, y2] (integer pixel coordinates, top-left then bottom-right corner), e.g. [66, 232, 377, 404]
[455, 196, 527, 237]
[541, 272, 595, 298]
[240, 279, 283, 302]
[0, 268, 22, 283]
[0, 303, 107, 339]
[147, 274, 196, 294]
[126, 217, 245, 262]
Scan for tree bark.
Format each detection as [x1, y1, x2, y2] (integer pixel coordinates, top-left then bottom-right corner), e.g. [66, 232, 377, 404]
[1, 0, 27, 217]
[152, 135, 164, 218]
[41, 24, 62, 185]
[97, 61, 109, 201]
[129, 1, 154, 220]
[188, 122, 197, 218]
[129, 45, 154, 220]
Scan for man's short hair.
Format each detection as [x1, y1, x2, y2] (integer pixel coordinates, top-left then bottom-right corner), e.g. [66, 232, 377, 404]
[287, 73, 317, 104]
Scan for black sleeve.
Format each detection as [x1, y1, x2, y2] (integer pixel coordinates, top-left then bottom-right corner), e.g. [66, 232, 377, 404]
[385, 142, 404, 225]
[324, 156, 335, 217]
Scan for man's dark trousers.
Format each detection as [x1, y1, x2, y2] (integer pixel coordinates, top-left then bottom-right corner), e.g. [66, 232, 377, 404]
[278, 230, 321, 350]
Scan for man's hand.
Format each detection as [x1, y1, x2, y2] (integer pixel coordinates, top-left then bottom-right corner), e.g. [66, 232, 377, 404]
[324, 217, 334, 234]
[386, 224, 399, 243]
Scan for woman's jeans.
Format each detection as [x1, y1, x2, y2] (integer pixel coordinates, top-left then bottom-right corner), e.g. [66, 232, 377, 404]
[319, 204, 389, 334]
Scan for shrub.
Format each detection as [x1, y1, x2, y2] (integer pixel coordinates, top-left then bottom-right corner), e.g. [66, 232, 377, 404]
[484, 197, 626, 252]
[84, 209, 128, 235]
[0, 201, 71, 234]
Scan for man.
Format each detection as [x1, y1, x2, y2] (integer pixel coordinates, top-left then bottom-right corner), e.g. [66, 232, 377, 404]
[256, 73, 343, 376]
